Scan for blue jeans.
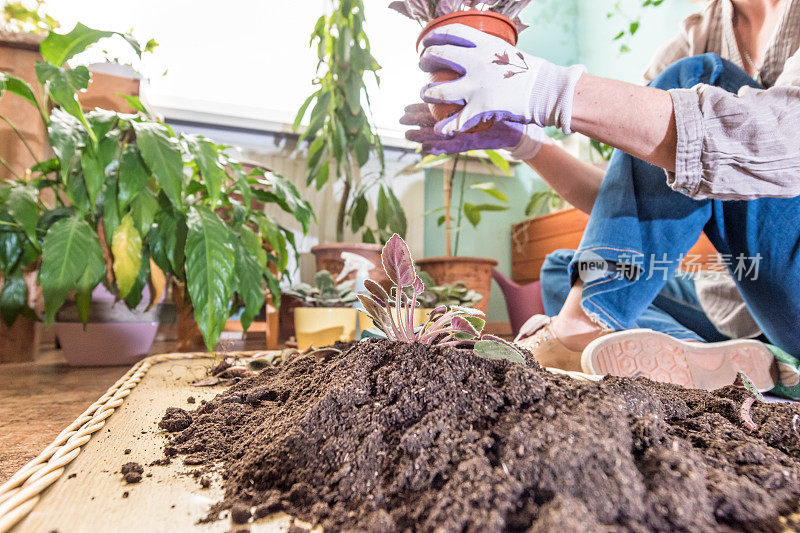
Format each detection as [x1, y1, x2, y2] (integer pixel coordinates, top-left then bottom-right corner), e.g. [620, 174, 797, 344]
[542, 249, 729, 342]
[561, 53, 800, 355]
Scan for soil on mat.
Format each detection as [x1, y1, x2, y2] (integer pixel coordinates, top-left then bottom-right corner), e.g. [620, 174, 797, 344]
[160, 339, 800, 532]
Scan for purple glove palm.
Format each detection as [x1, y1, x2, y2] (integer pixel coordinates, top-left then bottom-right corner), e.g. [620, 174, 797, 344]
[401, 103, 523, 155]
[401, 103, 548, 159]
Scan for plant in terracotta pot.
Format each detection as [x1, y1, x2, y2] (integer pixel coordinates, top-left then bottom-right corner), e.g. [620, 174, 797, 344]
[400, 150, 510, 313]
[285, 270, 359, 350]
[295, 0, 407, 283]
[390, 0, 530, 131]
[0, 23, 313, 363]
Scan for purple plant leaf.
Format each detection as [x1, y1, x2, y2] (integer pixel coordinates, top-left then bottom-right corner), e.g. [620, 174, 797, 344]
[435, 0, 465, 17]
[382, 234, 417, 288]
[504, 71, 517, 78]
[451, 316, 480, 337]
[364, 279, 389, 305]
[493, 52, 510, 65]
[388, 1, 415, 19]
[513, 17, 530, 34]
[413, 276, 424, 295]
[450, 305, 485, 317]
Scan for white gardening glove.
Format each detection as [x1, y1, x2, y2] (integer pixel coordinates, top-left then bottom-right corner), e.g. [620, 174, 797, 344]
[420, 24, 587, 136]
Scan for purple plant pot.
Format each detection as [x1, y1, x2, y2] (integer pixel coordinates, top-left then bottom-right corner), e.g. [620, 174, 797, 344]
[55, 285, 161, 367]
[55, 322, 159, 367]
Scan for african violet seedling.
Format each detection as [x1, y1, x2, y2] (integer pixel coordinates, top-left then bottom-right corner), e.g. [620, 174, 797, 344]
[358, 234, 525, 363]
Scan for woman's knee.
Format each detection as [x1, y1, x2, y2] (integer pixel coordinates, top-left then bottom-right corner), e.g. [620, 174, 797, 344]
[649, 53, 759, 93]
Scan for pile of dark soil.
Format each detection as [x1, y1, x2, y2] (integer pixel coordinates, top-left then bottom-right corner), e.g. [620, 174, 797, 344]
[160, 339, 800, 532]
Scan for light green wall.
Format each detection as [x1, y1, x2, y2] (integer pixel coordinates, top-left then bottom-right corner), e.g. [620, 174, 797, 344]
[423, 0, 700, 322]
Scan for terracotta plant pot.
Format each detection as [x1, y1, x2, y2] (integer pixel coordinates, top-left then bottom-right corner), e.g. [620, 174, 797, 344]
[311, 243, 388, 286]
[415, 257, 498, 314]
[294, 307, 358, 351]
[0, 270, 41, 363]
[417, 11, 519, 133]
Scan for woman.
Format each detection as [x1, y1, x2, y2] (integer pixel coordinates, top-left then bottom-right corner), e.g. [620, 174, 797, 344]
[403, 0, 800, 397]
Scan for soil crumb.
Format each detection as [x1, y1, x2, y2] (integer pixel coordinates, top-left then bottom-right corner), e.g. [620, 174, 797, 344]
[161, 339, 800, 532]
[187, 396, 196, 404]
[121, 462, 144, 484]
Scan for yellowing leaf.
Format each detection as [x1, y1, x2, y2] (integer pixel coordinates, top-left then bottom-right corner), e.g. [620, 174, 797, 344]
[147, 258, 166, 311]
[112, 214, 143, 298]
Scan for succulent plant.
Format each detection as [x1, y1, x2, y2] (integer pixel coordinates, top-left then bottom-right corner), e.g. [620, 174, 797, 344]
[415, 272, 482, 308]
[388, 0, 531, 32]
[358, 234, 525, 363]
[285, 271, 358, 308]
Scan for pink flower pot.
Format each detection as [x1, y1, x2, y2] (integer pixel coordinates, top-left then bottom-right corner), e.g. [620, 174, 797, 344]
[55, 285, 161, 367]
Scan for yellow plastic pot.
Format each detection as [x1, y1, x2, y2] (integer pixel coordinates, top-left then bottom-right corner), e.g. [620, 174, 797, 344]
[294, 307, 358, 351]
[359, 308, 436, 332]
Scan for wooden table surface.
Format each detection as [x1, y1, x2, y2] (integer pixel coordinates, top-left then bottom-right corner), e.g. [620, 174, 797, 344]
[0, 338, 264, 485]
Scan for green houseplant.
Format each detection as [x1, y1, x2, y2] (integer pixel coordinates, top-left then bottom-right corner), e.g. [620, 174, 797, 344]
[295, 0, 407, 282]
[0, 23, 313, 355]
[401, 150, 510, 313]
[285, 270, 358, 350]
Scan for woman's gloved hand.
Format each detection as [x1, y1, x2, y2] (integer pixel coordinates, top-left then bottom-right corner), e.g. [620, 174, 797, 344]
[401, 102, 550, 160]
[419, 23, 586, 136]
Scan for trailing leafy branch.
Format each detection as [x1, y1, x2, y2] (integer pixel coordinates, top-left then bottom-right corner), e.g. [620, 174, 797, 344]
[0, 23, 314, 351]
[295, 0, 406, 244]
[608, 0, 666, 54]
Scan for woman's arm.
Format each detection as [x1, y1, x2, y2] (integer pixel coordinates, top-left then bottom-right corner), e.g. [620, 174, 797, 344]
[521, 143, 605, 214]
[570, 75, 678, 173]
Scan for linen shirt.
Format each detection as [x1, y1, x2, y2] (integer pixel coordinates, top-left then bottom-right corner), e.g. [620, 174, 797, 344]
[638, 0, 797, 338]
[643, 0, 800, 200]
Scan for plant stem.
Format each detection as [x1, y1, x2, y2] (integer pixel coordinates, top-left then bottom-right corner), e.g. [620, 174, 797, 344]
[0, 155, 21, 180]
[0, 115, 39, 164]
[444, 155, 458, 257]
[336, 171, 352, 243]
[453, 155, 467, 257]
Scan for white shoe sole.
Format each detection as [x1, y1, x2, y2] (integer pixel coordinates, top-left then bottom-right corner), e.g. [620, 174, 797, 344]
[582, 330, 777, 392]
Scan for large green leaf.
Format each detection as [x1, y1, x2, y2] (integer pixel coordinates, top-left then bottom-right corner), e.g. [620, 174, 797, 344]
[118, 146, 150, 210]
[39, 22, 115, 67]
[0, 271, 28, 327]
[111, 214, 143, 299]
[124, 255, 150, 309]
[48, 108, 86, 180]
[251, 170, 314, 233]
[6, 185, 39, 245]
[39, 215, 104, 322]
[74, 241, 106, 325]
[240, 225, 267, 270]
[133, 122, 183, 207]
[80, 148, 105, 206]
[129, 189, 159, 237]
[35, 62, 92, 138]
[150, 210, 186, 276]
[234, 236, 265, 332]
[185, 206, 236, 351]
[0, 73, 41, 112]
[184, 135, 226, 205]
[0, 221, 22, 276]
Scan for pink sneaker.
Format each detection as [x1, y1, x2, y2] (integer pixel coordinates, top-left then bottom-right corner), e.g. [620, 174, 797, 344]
[581, 329, 778, 392]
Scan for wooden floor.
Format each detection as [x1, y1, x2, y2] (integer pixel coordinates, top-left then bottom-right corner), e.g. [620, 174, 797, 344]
[0, 337, 264, 485]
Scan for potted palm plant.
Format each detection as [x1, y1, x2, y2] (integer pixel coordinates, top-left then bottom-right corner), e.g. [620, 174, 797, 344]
[0, 23, 313, 364]
[285, 270, 358, 350]
[295, 0, 407, 284]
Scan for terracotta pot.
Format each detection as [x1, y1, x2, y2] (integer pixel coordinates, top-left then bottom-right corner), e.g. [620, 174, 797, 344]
[311, 243, 388, 286]
[294, 307, 358, 351]
[415, 256, 498, 314]
[417, 11, 519, 133]
[511, 208, 722, 284]
[0, 270, 41, 363]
